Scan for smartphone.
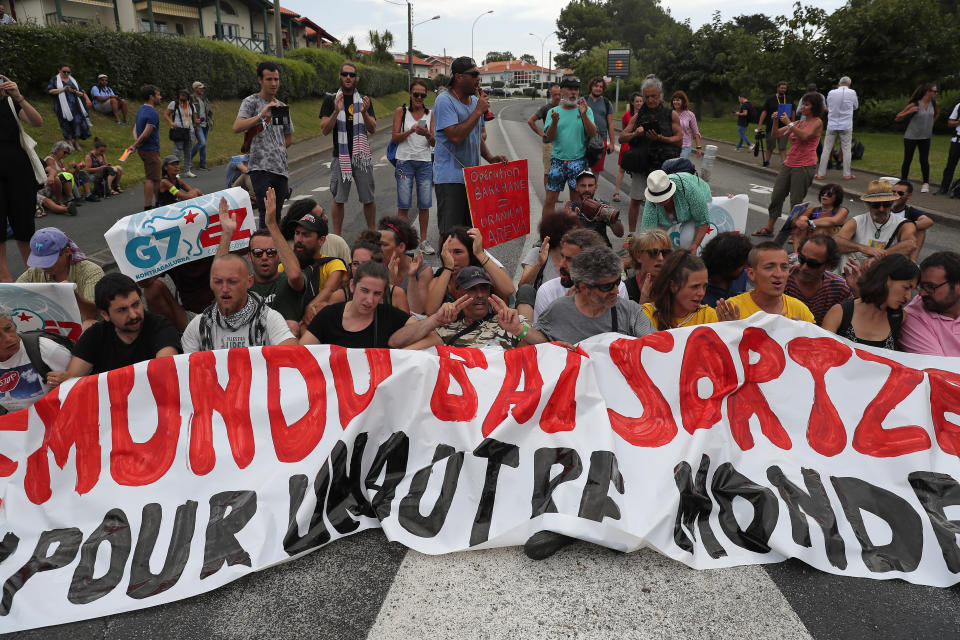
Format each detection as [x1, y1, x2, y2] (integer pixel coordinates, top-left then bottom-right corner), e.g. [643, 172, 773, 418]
[405, 249, 418, 258]
[271, 105, 290, 126]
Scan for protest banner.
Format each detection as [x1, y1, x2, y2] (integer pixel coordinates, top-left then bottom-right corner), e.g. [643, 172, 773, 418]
[667, 194, 748, 253]
[2, 315, 960, 633]
[104, 187, 255, 281]
[0, 283, 82, 340]
[465, 159, 530, 248]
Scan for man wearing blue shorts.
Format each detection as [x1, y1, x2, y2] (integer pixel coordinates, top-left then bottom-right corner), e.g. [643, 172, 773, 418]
[543, 77, 596, 215]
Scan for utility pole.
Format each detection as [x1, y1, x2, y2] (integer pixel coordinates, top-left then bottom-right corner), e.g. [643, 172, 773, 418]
[407, 2, 413, 87]
[273, 0, 283, 57]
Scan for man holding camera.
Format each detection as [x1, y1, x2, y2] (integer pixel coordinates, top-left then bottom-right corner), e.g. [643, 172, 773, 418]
[543, 77, 597, 215]
[618, 75, 682, 241]
[757, 81, 790, 168]
[232, 61, 294, 228]
[565, 169, 623, 247]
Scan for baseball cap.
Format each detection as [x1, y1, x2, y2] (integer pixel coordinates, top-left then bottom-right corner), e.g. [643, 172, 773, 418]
[97, 74, 108, 80]
[192, 81, 204, 90]
[27, 228, 69, 268]
[161, 155, 180, 170]
[448, 57, 477, 85]
[455, 266, 491, 290]
[560, 77, 580, 89]
[296, 213, 328, 235]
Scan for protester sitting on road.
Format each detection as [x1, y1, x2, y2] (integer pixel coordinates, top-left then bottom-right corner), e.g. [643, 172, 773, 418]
[699, 232, 751, 308]
[725, 242, 815, 323]
[783, 234, 853, 326]
[426, 226, 514, 315]
[0, 306, 72, 414]
[624, 229, 671, 304]
[157, 155, 202, 206]
[640, 169, 712, 253]
[225, 151, 254, 199]
[518, 211, 582, 292]
[899, 251, 960, 357]
[90, 74, 128, 125]
[822, 254, 918, 350]
[326, 231, 409, 313]
[642, 250, 739, 329]
[835, 180, 916, 267]
[378, 216, 430, 314]
[522, 245, 655, 347]
[780, 183, 849, 248]
[890, 180, 934, 261]
[564, 169, 624, 246]
[85, 137, 123, 197]
[17, 227, 103, 327]
[35, 184, 75, 218]
[181, 253, 297, 352]
[47, 273, 181, 385]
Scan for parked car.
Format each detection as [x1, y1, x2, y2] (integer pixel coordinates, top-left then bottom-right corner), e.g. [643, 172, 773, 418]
[487, 88, 506, 97]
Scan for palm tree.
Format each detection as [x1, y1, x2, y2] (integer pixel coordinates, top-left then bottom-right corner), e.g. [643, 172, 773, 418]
[368, 29, 396, 65]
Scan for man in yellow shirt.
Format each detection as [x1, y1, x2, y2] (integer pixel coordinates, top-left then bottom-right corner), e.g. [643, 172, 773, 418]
[726, 241, 815, 323]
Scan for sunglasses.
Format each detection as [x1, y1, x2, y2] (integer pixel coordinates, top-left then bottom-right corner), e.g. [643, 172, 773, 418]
[250, 248, 278, 258]
[797, 253, 826, 269]
[340, 71, 357, 78]
[869, 202, 892, 209]
[644, 248, 672, 258]
[588, 280, 620, 292]
[820, 191, 836, 197]
[460, 70, 480, 77]
[919, 281, 949, 293]
[412, 92, 427, 99]
[893, 190, 907, 196]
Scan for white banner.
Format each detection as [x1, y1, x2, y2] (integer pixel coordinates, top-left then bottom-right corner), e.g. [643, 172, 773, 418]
[0, 283, 82, 341]
[104, 187, 255, 281]
[2, 315, 960, 632]
[667, 194, 749, 253]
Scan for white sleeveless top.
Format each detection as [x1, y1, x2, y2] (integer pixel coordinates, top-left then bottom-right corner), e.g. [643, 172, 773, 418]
[396, 108, 433, 162]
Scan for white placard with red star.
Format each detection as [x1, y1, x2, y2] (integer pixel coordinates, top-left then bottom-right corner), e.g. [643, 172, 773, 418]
[104, 187, 256, 281]
[0, 282, 82, 340]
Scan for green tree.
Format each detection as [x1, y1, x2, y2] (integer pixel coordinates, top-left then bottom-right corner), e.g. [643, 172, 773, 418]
[733, 14, 776, 35]
[520, 54, 537, 65]
[556, 0, 679, 67]
[336, 36, 358, 60]
[484, 51, 515, 63]
[367, 30, 395, 65]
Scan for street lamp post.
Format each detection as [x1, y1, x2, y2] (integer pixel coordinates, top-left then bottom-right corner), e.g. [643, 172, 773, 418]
[471, 10, 493, 63]
[409, 13, 440, 86]
[529, 32, 546, 88]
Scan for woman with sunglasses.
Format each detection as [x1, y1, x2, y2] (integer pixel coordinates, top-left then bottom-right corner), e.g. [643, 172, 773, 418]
[165, 89, 199, 178]
[822, 254, 919, 350]
[624, 229, 671, 304]
[896, 83, 940, 192]
[783, 183, 849, 247]
[642, 250, 740, 330]
[325, 231, 409, 312]
[392, 80, 436, 255]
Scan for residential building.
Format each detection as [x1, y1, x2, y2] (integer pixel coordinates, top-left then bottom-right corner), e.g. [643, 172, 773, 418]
[478, 59, 564, 88]
[393, 53, 431, 78]
[426, 55, 453, 79]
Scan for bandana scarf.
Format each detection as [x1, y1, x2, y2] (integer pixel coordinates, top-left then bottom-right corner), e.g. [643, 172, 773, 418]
[197, 291, 268, 351]
[55, 74, 87, 122]
[336, 89, 372, 183]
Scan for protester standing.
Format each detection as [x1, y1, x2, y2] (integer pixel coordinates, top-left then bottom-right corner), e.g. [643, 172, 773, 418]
[47, 63, 91, 151]
[757, 81, 790, 167]
[585, 77, 614, 173]
[392, 79, 435, 254]
[543, 77, 596, 214]
[527, 84, 562, 188]
[613, 92, 641, 202]
[734, 94, 754, 151]
[937, 101, 960, 195]
[165, 90, 199, 178]
[816, 77, 858, 181]
[189, 81, 213, 171]
[896, 82, 939, 193]
[671, 91, 701, 160]
[128, 84, 162, 211]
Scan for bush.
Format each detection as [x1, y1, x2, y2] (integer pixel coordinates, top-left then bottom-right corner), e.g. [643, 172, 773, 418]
[288, 47, 407, 98]
[0, 24, 316, 101]
[522, 88, 536, 97]
[855, 90, 960, 134]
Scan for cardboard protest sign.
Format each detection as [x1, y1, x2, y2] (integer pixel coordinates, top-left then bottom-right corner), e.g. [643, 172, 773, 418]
[3, 315, 960, 633]
[465, 159, 530, 248]
[667, 194, 748, 253]
[0, 283, 82, 340]
[104, 187, 255, 281]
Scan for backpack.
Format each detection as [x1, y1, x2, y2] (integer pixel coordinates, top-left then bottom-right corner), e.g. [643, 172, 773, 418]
[949, 178, 960, 199]
[851, 138, 865, 161]
[386, 105, 406, 167]
[20, 330, 74, 380]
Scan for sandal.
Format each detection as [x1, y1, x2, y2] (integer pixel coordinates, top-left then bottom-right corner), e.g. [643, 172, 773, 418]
[612, 193, 621, 202]
[751, 227, 774, 237]
[35, 206, 47, 218]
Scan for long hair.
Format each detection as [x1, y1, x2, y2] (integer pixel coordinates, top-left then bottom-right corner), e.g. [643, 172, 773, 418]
[439, 226, 482, 268]
[628, 92, 642, 115]
[671, 90, 689, 111]
[649, 249, 706, 330]
[858, 255, 920, 307]
[909, 82, 937, 104]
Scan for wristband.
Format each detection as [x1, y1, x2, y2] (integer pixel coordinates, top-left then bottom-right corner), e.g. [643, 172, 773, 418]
[441, 266, 453, 273]
[480, 257, 490, 267]
[517, 324, 529, 340]
[168, 186, 180, 196]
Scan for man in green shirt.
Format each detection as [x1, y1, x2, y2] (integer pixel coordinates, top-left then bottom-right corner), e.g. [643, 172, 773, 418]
[543, 77, 596, 215]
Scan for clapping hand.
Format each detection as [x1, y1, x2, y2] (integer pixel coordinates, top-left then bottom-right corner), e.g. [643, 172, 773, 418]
[716, 298, 741, 322]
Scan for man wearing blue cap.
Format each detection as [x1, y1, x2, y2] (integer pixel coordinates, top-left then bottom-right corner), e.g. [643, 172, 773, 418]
[16, 227, 103, 326]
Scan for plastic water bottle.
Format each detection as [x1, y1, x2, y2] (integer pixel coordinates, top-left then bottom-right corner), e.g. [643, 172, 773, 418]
[701, 144, 718, 183]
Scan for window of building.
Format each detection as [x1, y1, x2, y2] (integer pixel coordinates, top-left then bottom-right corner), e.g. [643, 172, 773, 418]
[222, 22, 239, 37]
[220, 1, 237, 15]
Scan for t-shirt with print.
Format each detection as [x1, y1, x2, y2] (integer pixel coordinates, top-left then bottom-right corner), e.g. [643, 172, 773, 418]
[320, 93, 375, 160]
[548, 105, 594, 161]
[237, 93, 294, 177]
[433, 90, 483, 185]
[252, 271, 287, 307]
[180, 306, 294, 352]
[435, 314, 526, 349]
[851, 212, 907, 254]
[307, 301, 410, 348]
[585, 95, 612, 138]
[135, 104, 160, 152]
[17, 260, 104, 303]
[73, 312, 182, 374]
[534, 295, 654, 343]
[0, 337, 72, 414]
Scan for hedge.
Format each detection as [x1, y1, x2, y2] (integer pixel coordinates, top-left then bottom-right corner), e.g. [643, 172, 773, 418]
[287, 48, 408, 97]
[854, 90, 960, 134]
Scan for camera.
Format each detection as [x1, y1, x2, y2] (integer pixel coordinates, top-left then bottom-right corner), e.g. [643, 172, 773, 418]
[271, 105, 290, 127]
[637, 115, 660, 135]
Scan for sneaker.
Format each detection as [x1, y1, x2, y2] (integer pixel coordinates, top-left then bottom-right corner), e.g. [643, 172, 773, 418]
[183, 171, 197, 178]
[921, 183, 930, 193]
[523, 531, 576, 560]
[748, 143, 755, 150]
[85, 194, 101, 203]
[762, 160, 770, 167]
[735, 147, 741, 152]
[419, 240, 436, 255]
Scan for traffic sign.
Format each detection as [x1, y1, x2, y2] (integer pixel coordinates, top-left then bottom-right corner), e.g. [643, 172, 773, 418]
[607, 49, 631, 77]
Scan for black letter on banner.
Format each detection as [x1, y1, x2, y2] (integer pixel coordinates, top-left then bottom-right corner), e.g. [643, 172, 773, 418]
[398, 444, 464, 537]
[767, 466, 846, 569]
[365, 431, 410, 521]
[68, 509, 132, 604]
[831, 476, 922, 573]
[201, 490, 257, 579]
[909, 471, 960, 573]
[578, 451, 624, 523]
[470, 438, 520, 546]
[0, 533, 18, 567]
[711, 463, 777, 553]
[531, 447, 583, 517]
[0, 528, 82, 616]
[284, 469, 331, 557]
[327, 435, 377, 534]
[128, 501, 198, 599]
[673, 455, 727, 558]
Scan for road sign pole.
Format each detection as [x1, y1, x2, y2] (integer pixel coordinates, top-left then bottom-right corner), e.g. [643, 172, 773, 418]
[615, 78, 620, 117]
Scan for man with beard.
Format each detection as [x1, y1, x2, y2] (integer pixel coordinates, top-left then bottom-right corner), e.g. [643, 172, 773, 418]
[543, 77, 596, 215]
[532, 228, 626, 321]
[564, 169, 624, 246]
[757, 81, 790, 167]
[835, 180, 917, 267]
[784, 234, 853, 325]
[725, 242, 815, 323]
[47, 273, 181, 385]
[900, 251, 960, 356]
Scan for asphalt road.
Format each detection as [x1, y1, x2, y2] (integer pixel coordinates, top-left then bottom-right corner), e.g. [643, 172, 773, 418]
[4, 99, 960, 640]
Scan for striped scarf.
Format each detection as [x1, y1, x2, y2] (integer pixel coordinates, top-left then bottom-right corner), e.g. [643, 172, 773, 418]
[336, 89, 372, 183]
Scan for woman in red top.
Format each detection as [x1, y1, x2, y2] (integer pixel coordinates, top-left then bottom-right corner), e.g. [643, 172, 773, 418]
[753, 92, 824, 238]
[614, 92, 641, 202]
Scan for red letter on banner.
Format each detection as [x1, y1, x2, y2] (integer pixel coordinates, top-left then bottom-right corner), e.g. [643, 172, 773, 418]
[109, 359, 181, 486]
[0, 410, 27, 479]
[264, 346, 326, 463]
[726, 327, 790, 451]
[787, 337, 851, 456]
[926, 368, 960, 455]
[188, 349, 254, 475]
[607, 334, 678, 447]
[679, 327, 737, 434]
[24, 376, 100, 504]
[330, 346, 392, 428]
[482, 347, 543, 436]
[430, 346, 487, 422]
[540, 347, 585, 433]
[851, 349, 929, 457]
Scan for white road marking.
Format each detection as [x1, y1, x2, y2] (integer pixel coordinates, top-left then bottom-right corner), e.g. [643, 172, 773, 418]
[289, 195, 312, 201]
[749, 183, 774, 194]
[312, 186, 330, 192]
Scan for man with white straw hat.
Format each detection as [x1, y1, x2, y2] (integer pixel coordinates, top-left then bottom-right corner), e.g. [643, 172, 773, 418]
[835, 179, 917, 266]
[640, 169, 713, 253]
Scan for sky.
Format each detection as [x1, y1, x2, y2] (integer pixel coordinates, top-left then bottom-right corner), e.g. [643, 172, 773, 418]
[284, 0, 847, 67]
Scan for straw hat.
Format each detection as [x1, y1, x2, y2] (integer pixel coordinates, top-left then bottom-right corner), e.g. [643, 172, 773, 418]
[860, 179, 898, 202]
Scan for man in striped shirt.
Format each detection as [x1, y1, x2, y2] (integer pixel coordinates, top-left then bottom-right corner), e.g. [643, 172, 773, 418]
[785, 234, 853, 325]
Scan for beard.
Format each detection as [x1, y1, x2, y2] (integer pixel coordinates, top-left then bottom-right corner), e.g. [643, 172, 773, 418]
[559, 270, 573, 288]
[561, 97, 579, 108]
[294, 246, 313, 268]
